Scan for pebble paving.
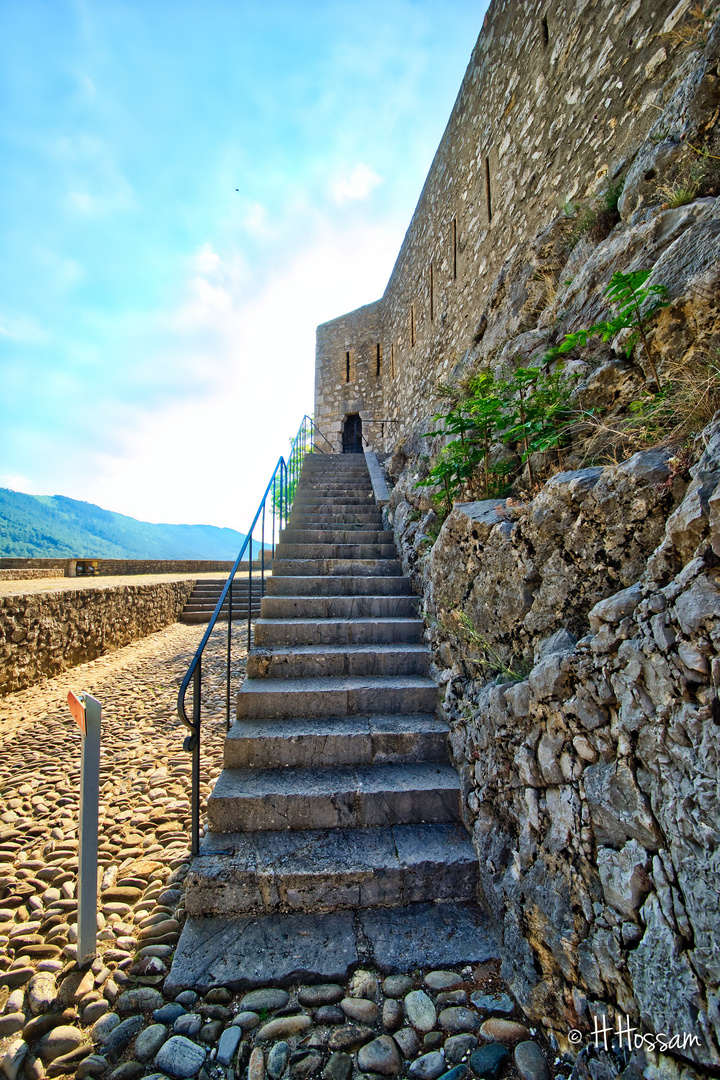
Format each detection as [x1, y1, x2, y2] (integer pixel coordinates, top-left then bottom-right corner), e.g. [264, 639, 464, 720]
[0, 620, 557, 1080]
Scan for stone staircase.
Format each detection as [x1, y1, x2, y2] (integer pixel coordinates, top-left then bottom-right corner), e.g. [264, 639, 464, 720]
[168, 454, 496, 991]
[180, 577, 268, 624]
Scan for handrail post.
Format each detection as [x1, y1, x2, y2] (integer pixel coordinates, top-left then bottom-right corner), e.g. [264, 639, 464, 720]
[226, 576, 232, 732]
[248, 529, 253, 644]
[191, 660, 201, 857]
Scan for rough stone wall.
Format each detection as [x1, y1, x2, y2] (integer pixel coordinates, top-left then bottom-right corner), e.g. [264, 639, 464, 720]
[0, 580, 195, 694]
[314, 5, 720, 1071]
[0, 569, 60, 581]
[0, 558, 247, 575]
[315, 0, 693, 446]
[387, 427, 720, 1074]
[315, 301, 385, 452]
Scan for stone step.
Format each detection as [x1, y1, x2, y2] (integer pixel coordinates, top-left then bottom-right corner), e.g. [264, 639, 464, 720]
[275, 543, 396, 559]
[167, 900, 498, 991]
[237, 675, 438, 718]
[254, 614, 422, 644]
[288, 516, 384, 529]
[271, 559, 403, 577]
[298, 485, 373, 495]
[246, 643, 430, 678]
[180, 612, 260, 624]
[293, 496, 375, 508]
[266, 576, 412, 597]
[207, 761, 461, 832]
[280, 529, 393, 544]
[302, 459, 369, 469]
[292, 501, 377, 513]
[184, 823, 477, 916]
[223, 713, 449, 768]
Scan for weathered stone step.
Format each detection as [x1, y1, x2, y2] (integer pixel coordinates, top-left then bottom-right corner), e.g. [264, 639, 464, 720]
[275, 543, 396, 559]
[180, 610, 261, 624]
[302, 458, 369, 469]
[223, 713, 449, 768]
[280, 529, 393, 544]
[167, 900, 498, 991]
[266, 575, 411, 597]
[207, 761, 461, 831]
[289, 518, 384, 532]
[271, 559, 403, 577]
[293, 492, 375, 503]
[298, 485, 373, 495]
[184, 823, 477, 916]
[237, 675, 438, 718]
[254, 614, 422, 644]
[246, 643, 430, 678]
[292, 501, 377, 513]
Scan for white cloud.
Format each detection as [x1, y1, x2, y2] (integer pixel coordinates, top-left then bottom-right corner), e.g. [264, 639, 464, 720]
[0, 474, 37, 493]
[79, 218, 402, 530]
[331, 164, 383, 204]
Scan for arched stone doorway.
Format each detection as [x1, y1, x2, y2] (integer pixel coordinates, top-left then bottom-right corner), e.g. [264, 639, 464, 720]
[342, 414, 363, 454]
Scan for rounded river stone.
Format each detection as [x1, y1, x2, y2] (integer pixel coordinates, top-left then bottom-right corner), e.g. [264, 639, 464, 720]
[298, 984, 344, 1007]
[424, 971, 463, 991]
[267, 1041, 290, 1080]
[479, 1019, 529, 1044]
[514, 1041, 549, 1080]
[135, 1025, 168, 1063]
[257, 1015, 312, 1041]
[357, 1036, 402, 1077]
[231, 1010, 261, 1030]
[383, 976, 413, 999]
[217, 1026, 242, 1067]
[241, 989, 289, 1012]
[408, 1051, 446, 1080]
[438, 1008, 478, 1033]
[154, 1036, 207, 1078]
[341, 998, 380, 1024]
[404, 990, 436, 1033]
[444, 1034, 477, 1064]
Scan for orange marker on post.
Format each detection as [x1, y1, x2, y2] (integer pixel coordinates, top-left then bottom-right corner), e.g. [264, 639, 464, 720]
[67, 690, 101, 967]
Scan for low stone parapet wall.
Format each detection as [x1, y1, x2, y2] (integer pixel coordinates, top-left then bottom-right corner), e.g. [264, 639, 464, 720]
[0, 569, 62, 581]
[0, 558, 271, 576]
[0, 579, 196, 694]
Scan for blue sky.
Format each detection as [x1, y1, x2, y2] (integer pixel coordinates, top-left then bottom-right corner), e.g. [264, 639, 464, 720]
[0, 0, 487, 529]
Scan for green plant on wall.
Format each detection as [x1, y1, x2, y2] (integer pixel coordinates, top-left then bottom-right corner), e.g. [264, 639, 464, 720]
[545, 269, 669, 389]
[416, 363, 579, 511]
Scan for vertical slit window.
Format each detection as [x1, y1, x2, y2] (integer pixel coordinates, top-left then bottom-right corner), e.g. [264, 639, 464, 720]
[391, 343, 395, 379]
[345, 351, 350, 383]
[376, 343, 382, 377]
[541, 14, 549, 46]
[429, 263, 434, 321]
[485, 158, 492, 223]
[452, 218, 457, 280]
[410, 305, 416, 347]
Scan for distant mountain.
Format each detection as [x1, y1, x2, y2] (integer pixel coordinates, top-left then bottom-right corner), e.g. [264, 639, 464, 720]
[0, 488, 267, 560]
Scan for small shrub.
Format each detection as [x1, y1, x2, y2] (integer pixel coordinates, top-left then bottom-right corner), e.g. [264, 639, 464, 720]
[545, 269, 669, 390]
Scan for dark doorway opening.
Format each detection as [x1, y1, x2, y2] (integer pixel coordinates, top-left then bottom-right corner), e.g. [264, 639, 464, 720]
[342, 414, 363, 454]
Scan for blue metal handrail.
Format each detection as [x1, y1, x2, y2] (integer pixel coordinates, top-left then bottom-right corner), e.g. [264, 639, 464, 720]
[177, 413, 333, 855]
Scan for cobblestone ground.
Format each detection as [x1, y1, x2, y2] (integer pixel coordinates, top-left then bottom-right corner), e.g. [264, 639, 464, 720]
[0, 623, 561, 1080]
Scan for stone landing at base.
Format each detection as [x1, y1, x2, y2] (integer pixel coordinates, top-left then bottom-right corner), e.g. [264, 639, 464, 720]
[166, 901, 498, 993]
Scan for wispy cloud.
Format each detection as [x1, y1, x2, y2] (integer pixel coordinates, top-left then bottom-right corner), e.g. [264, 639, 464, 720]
[332, 164, 383, 204]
